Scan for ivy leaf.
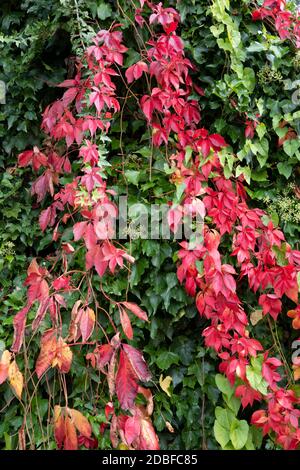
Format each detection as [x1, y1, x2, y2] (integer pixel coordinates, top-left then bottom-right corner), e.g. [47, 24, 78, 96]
[96, 2, 112, 20]
[156, 351, 180, 370]
[277, 162, 292, 179]
[125, 170, 140, 186]
[283, 138, 299, 157]
[236, 165, 251, 184]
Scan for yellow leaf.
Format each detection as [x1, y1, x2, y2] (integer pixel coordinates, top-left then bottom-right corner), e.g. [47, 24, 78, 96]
[159, 375, 172, 397]
[250, 309, 263, 326]
[8, 360, 23, 399]
[118, 443, 129, 450]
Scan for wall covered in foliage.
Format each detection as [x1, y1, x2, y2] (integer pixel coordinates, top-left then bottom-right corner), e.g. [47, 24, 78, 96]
[0, 0, 300, 450]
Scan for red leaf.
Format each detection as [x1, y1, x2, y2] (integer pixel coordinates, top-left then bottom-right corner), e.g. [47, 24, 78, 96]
[18, 147, 48, 171]
[119, 306, 133, 340]
[39, 207, 52, 232]
[209, 133, 227, 148]
[122, 302, 148, 322]
[0, 350, 11, 384]
[89, 343, 114, 371]
[80, 307, 95, 342]
[122, 343, 151, 382]
[125, 61, 148, 84]
[11, 305, 30, 352]
[18, 150, 34, 167]
[139, 417, 160, 450]
[116, 349, 138, 410]
[73, 221, 88, 241]
[124, 416, 141, 445]
[32, 299, 49, 331]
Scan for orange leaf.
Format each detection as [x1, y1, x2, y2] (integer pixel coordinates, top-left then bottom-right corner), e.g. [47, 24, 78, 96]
[35, 329, 57, 378]
[293, 365, 300, 381]
[8, 360, 23, 399]
[0, 350, 12, 384]
[68, 408, 91, 438]
[52, 337, 73, 373]
[54, 405, 65, 449]
[64, 416, 78, 450]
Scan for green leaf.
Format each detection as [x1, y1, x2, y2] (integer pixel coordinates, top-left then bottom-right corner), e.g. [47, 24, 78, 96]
[246, 356, 268, 395]
[283, 139, 299, 157]
[184, 146, 193, 164]
[223, 394, 241, 415]
[214, 420, 230, 448]
[96, 2, 112, 20]
[230, 419, 249, 450]
[214, 406, 235, 449]
[256, 122, 266, 140]
[247, 42, 267, 53]
[236, 165, 251, 184]
[156, 351, 180, 370]
[243, 67, 256, 92]
[215, 406, 235, 429]
[175, 182, 186, 202]
[215, 374, 234, 398]
[125, 170, 140, 186]
[277, 162, 292, 179]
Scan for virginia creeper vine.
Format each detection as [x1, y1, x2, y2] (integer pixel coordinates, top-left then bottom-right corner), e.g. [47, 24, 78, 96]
[0, 0, 300, 450]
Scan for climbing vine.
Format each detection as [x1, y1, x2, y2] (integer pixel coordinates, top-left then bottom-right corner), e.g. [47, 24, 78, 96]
[1, 0, 300, 451]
